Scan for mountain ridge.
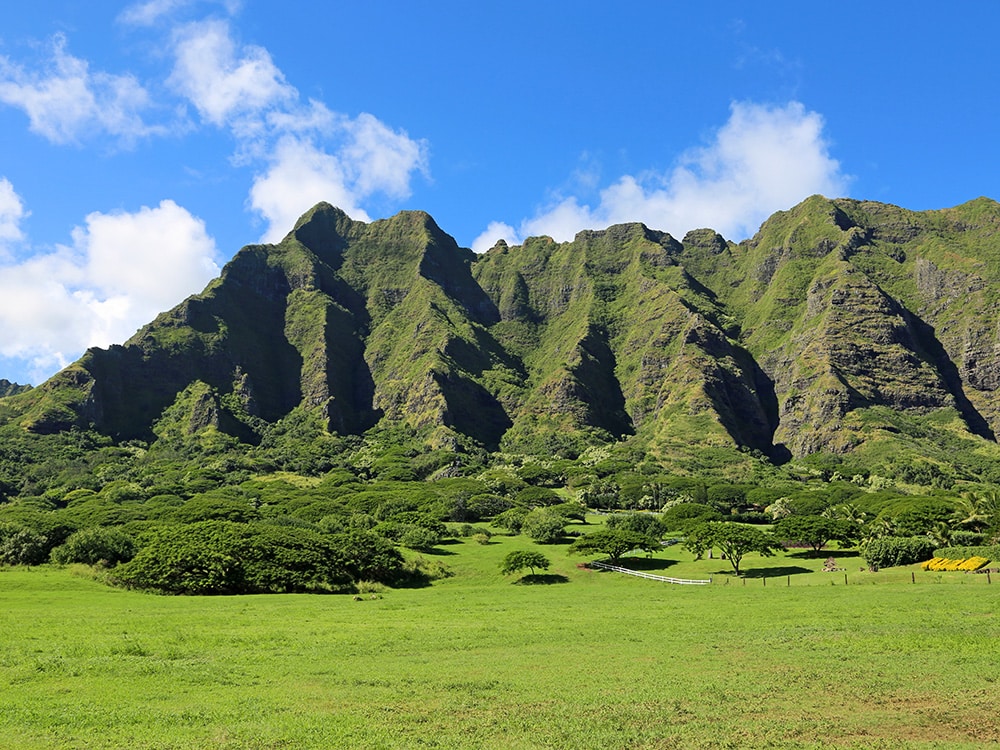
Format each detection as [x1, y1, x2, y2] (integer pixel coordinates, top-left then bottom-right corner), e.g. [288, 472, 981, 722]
[5, 195, 1000, 480]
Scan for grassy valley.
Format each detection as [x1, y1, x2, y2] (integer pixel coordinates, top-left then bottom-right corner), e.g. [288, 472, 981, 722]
[2, 527, 997, 749]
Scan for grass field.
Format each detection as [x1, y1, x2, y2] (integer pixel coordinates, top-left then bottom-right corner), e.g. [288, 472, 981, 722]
[1, 527, 998, 749]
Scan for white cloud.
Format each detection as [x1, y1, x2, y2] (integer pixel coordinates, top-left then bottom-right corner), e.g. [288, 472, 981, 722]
[0, 33, 158, 145]
[249, 137, 371, 243]
[168, 19, 429, 240]
[118, 0, 192, 26]
[168, 19, 295, 129]
[119, 0, 243, 27]
[0, 200, 219, 380]
[475, 101, 850, 248]
[471, 221, 518, 254]
[0, 178, 28, 246]
[342, 113, 430, 198]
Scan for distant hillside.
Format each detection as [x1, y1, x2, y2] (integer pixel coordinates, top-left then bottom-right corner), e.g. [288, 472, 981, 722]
[5, 196, 1000, 480]
[0, 379, 31, 398]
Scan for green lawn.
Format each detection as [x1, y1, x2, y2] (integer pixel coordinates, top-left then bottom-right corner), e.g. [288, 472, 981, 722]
[1, 531, 997, 749]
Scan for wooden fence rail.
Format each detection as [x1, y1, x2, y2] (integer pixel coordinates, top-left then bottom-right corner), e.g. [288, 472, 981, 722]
[588, 560, 711, 585]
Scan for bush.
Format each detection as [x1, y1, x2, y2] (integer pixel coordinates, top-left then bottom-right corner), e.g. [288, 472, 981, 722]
[111, 522, 404, 594]
[0, 522, 48, 566]
[521, 509, 566, 543]
[860, 536, 936, 569]
[400, 526, 440, 550]
[325, 530, 406, 584]
[660, 503, 722, 531]
[493, 507, 528, 533]
[932, 544, 1000, 562]
[515, 486, 561, 507]
[466, 493, 512, 520]
[706, 484, 751, 513]
[51, 526, 137, 566]
[606, 512, 666, 539]
[948, 530, 986, 547]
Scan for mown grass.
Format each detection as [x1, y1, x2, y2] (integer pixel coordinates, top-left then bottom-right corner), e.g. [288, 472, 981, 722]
[1, 529, 998, 749]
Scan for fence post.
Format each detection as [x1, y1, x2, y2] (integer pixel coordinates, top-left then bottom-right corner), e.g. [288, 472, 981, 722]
[911, 571, 915, 584]
[787, 575, 790, 587]
[763, 576, 766, 587]
[988, 571, 992, 585]
[844, 573, 848, 586]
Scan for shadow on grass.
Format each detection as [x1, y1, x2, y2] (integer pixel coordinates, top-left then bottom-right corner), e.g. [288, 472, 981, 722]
[417, 547, 457, 556]
[741, 566, 813, 578]
[611, 557, 680, 572]
[541, 536, 576, 546]
[786, 549, 860, 560]
[513, 574, 570, 585]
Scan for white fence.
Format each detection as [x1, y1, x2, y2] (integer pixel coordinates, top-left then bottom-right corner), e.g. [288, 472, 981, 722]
[588, 560, 711, 585]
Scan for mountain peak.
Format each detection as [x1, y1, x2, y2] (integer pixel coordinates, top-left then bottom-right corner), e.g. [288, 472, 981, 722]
[4, 197, 1000, 480]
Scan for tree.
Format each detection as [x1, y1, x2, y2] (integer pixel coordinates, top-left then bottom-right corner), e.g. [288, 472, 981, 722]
[606, 512, 667, 539]
[521, 509, 566, 543]
[399, 525, 439, 550]
[952, 491, 1000, 539]
[493, 507, 528, 534]
[568, 529, 657, 562]
[685, 522, 784, 576]
[772, 515, 858, 552]
[500, 550, 551, 577]
[50, 526, 137, 566]
[0, 522, 48, 566]
[661, 502, 722, 532]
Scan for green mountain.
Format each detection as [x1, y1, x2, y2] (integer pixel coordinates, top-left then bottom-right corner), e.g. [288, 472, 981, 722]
[0, 380, 31, 398]
[5, 196, 1000, 480]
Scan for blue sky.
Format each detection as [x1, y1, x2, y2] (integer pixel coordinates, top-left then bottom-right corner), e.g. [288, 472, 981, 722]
[1, 1, 999, 386]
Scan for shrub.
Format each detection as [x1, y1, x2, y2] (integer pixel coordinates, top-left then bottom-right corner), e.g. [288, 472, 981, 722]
[326, 530, 406, 584]
[521, 509, 566, 543]
[933, 544, 1000, 562]
[493, 507, 528, 533]
[515, 486, 561, 507]
[0, 522, 48, 566]
[660, 503, 722, 531]
[111, 522, 404, 594]
[860, 536, 936, 569]
[945, 530, 985, 547]
[706, 484, 751, 513]
[606, 512, 666, 539]
[400, 526, 440, 550]
[466, 493, 512, 520]
[51, 526, 137, 566]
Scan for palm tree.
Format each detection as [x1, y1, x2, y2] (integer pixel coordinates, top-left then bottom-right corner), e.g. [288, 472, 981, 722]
[952, 491, 1000, 531]
[926, 521, 953, 549]
[862, 517, 895, 544]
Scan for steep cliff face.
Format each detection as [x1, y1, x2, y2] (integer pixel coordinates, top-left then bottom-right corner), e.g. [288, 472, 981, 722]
[5, 196, 1000, 469]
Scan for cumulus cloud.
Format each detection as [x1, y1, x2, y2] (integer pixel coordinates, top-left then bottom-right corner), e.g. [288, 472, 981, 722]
[249, 137, 371, 243]
[0, 178, 28, 247]
[0, 199, 219, 380]
[168, 18, 295, 130]
[168, 19, 428, 239]
[473, 101, 850, 250]
[118, 0, 243, 27]
[0, 33, 159, 145]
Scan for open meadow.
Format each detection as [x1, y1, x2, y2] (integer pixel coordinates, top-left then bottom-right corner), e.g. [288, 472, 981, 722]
[1, 531, 998, 750]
